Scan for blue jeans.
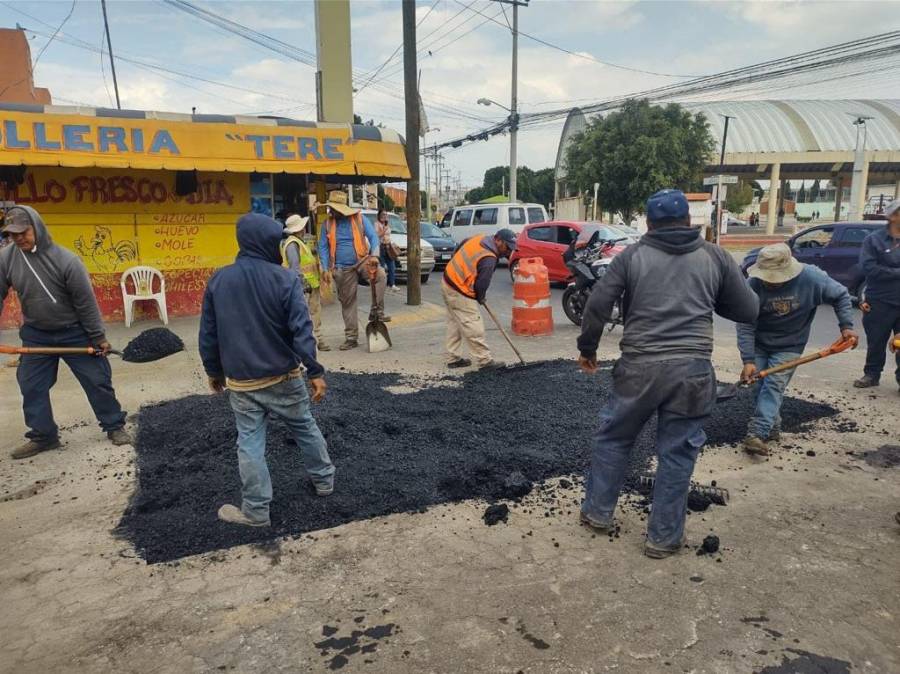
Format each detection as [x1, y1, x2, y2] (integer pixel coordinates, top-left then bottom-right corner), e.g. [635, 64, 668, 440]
[862, 301, 900, 382]
[747, 350, 802, 439]
[228, 376, 335, 523]
[17, 324, 126, 443]
[381, 245, 396, 287]
[582, 357, 716, 548]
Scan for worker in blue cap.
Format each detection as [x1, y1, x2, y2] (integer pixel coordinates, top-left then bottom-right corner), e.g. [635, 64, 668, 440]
[576, 189, 758, 558]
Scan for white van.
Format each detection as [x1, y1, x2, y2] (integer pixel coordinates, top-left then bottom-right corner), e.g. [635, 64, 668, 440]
[440, 202, 548, 243]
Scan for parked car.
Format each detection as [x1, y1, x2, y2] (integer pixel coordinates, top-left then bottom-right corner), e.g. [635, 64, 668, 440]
[740, 221, 885, 299]
[360, 210, 435, 284]
[510, 221, 633, 283]
[440, 202, 548, 243]
[419, 221, 456, 269]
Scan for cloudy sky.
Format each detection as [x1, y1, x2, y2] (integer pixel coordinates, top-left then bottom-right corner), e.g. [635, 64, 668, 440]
[2, 0, 898, 188]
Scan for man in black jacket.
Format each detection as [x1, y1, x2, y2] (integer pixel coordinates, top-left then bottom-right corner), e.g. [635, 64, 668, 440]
[577, 189, 758, 558]
[199, 212, 335, 528]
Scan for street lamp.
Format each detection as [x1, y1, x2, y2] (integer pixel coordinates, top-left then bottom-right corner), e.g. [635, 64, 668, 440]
[477, 95, 518, 202]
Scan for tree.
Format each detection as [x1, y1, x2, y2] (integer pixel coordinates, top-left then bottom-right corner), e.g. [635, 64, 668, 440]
[464, 165, 554, 205]
[564, 99, 715, 220]
[376, 184, 395, 211]
[797, 182, 807, 203]
[810, 179, 821, 202]
[725, 179, 754, 214]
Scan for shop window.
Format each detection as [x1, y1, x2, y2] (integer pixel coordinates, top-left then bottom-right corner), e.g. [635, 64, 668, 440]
[250, 173, 274, 217]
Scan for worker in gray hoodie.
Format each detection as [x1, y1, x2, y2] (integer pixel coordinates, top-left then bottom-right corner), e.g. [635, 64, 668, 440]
[577, 189, 758, 559]
[0, 206, 130, 459]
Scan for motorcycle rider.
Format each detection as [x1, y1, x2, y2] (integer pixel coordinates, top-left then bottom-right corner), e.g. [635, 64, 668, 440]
[576, 189, 758, 558]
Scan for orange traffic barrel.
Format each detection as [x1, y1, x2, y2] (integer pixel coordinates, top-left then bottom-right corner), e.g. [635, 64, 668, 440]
[512, 257, 553, 336]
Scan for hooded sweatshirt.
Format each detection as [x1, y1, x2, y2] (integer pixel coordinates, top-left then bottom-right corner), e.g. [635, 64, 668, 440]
[199, 212, 324, 381]
[0, 205, 107, 343]
[578, 226, 759, 362]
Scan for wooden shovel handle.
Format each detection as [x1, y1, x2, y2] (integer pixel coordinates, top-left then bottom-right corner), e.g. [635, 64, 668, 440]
[756, 336, 856, 380]
[0, 344, 99, 356]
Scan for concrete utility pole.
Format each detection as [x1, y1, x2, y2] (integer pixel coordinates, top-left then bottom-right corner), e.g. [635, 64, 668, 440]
[714, 114, 734, 245]
[402, 0, 421, 305]
[509, 1, 519, 203]
[848, 116, 872, 220]
[314, 0, 353, 123]
[100, 0, 121, 109]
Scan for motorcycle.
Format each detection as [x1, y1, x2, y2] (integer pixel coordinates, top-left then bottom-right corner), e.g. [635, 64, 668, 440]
[561, 231, 626, 328]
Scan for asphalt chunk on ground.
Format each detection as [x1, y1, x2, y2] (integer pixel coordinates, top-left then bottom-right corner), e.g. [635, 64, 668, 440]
[121, 328, 185, 363]
[117, 360, 838, 563]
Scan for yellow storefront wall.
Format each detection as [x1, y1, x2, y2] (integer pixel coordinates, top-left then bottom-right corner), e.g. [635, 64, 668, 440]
[1, 166, 247, 275]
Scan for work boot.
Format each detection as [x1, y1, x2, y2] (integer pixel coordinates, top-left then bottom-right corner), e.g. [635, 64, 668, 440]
[768, 428, 781, 442]
[742, 435, 770, 456]
[853, 374, 879, 388]
[107, 429, 133, 446]
[479, 361, 505, 372]
[314, 482, 334, 497]
[579, 511, 615, 534]
[339, 340, 359, 351]
[217, 504, 270, 527]
[11, 439, 61, 460]
[644, 536, 687, 559]
[318, 342, 332, 353]
[447, 358, 472, 369]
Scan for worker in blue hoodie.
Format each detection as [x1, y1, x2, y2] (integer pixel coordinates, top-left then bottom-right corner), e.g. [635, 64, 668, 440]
[737, 243, 857, 456]
[1, 206, 130, 459]
[199, 212, 335, 528]
[853, 199, 900, 392]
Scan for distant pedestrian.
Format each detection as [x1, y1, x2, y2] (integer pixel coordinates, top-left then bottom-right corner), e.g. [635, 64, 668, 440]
[0, 206, 131, 459]
[200, 212, 335, 528]
[738, 244, 856, 456]
[442, 229, 518, 371]
[853, 199, 900, 392]
[375, 208, 398, 292]
[577, 189, 758, 558]
[283, 214, 329, 352]
[317, 190, 388, 351]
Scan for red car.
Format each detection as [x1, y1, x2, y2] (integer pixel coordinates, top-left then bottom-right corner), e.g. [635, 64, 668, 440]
[510, 221, 635, 283]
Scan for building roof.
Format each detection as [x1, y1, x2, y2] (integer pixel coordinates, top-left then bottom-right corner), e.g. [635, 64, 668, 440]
[556, 100, 900, 182]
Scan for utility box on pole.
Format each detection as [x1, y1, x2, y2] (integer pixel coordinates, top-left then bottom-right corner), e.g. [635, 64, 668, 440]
[314, 0, 354, 124]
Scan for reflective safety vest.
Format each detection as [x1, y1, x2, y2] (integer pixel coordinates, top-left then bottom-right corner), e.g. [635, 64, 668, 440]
[444, 235, 496, 299]
[325, 213, 369, 267]
[281, 235, 320, 290]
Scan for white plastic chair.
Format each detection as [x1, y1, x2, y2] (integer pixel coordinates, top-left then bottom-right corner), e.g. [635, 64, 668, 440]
[121, 266, 168, 327]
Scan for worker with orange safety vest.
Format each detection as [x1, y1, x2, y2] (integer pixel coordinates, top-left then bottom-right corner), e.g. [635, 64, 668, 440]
[317, 190, 387, 351]
[442, 229, 518, 371]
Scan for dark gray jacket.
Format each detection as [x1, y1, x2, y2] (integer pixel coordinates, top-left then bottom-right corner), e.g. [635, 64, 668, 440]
[577, 227, 758, 361]
[0, 205, 107, 343]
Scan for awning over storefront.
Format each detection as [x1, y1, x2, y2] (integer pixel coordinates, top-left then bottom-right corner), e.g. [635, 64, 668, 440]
[0, 104, 410, 180]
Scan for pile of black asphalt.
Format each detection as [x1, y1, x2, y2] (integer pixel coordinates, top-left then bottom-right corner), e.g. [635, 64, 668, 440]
[116, 360, 837, 563]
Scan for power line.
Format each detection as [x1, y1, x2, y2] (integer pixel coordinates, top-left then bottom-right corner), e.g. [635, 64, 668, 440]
[454, 0, 700, 79]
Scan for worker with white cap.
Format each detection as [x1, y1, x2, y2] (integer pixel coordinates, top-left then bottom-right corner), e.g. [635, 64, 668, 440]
[854, 199, 900, 392]
[282, 214, 328, 352]
[738, 243, 857, 456]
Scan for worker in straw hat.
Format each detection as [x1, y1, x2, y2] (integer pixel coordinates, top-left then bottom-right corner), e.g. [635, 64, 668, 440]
[283, 214, 329, 352]
[853, 198, 900, 392]
[317, 190, 387, 351]
[737, 243, 857, 456]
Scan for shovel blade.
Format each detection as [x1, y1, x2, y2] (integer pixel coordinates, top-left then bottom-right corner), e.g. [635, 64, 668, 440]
[366, 321, 392, 353]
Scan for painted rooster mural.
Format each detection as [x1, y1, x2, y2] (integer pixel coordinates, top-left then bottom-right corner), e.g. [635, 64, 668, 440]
[74, 226, 138, 272]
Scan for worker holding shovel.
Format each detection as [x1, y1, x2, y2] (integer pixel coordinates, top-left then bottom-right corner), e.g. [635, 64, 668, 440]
[0, 205, 131, 459]
[442, 229, 518, 371]
[737, 243, 857, 456]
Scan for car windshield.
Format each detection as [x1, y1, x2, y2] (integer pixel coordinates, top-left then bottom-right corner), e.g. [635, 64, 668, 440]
[581, 223, 632, 243]
[388, 214, 407, 234]
[421, 222, 447, 238]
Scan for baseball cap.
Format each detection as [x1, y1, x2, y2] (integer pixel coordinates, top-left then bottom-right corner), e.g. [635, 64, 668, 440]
[646, 189, 689, 224]
[1, 207, 32, 234]
[495, 228, 518, 250]
[884, 199, 900, 217]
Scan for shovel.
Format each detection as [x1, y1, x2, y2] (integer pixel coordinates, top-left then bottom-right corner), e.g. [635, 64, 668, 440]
[0, 344, 123, 358]
[481, 301, 542, 372]
[365, 265, 392, 353]
[741, 335, 858, 386]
